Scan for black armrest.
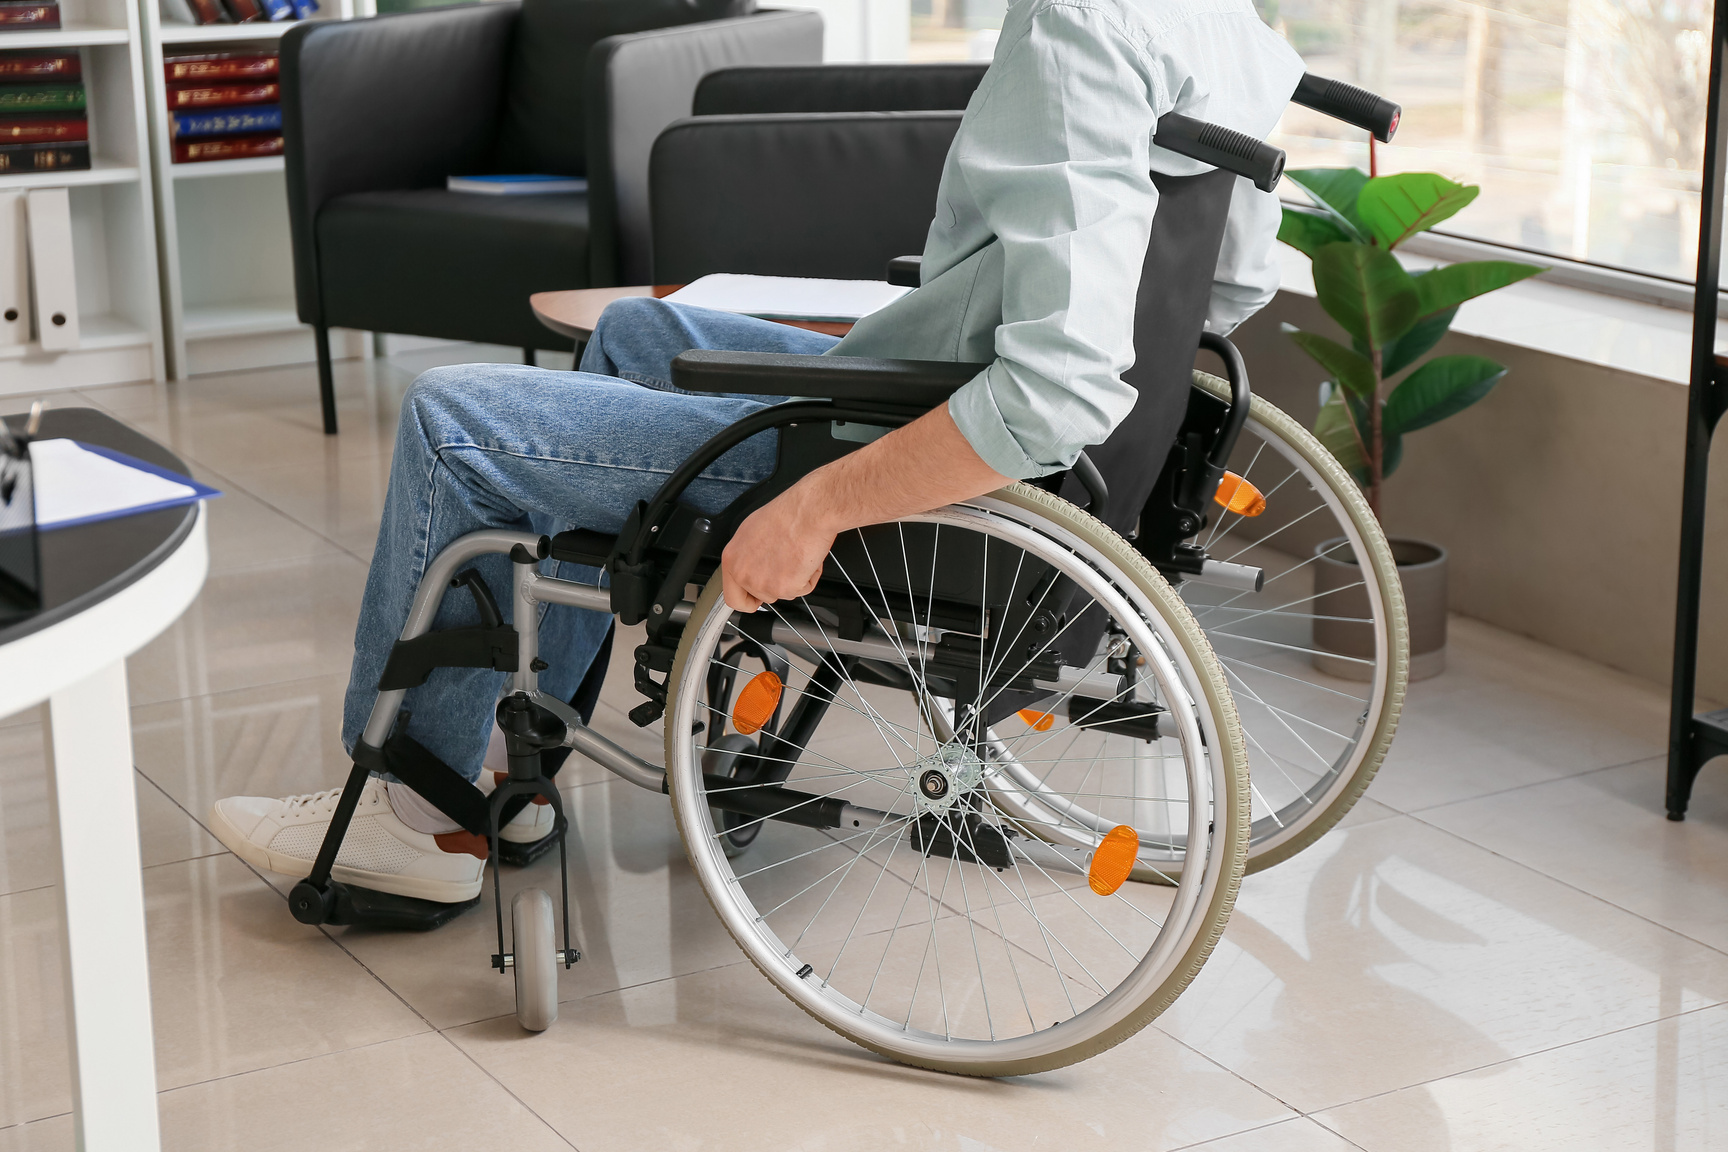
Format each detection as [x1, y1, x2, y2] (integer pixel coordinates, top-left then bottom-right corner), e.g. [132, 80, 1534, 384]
[651, 112, 959, 282]
[693, 63, 988, 115]
[886, 255, 921, 287]
[585, 9, 823, 286]
[672, 350, 985, 411]
[283, 2, 520, 323]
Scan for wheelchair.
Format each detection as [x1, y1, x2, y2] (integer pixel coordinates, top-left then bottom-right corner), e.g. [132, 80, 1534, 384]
[285, 76, 1410, 1076]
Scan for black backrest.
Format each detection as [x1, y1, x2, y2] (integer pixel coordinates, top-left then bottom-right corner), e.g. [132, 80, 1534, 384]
[491, 0, 756, 177]
[650, 111, 961, 282]
[1060, 167, 1239, 536]
[694, 63, 988, 115]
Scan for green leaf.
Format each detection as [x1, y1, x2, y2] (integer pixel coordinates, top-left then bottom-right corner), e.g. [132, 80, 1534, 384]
[1284, 167, 1369, 243]
[1381, 306, 1457, 378]
[1315, 390, 1408, 485]
[1383, 354, 1507, 436]
[1287, 328, 1376, 397]
[1313, 392, 1402, 484]
[1355, 172, 1480, 249]
[1279, 206, 1350, 258]
[1311, 241, 1420, 352]
[1314, 391, 1367, 478]
[1412, 260, 1544, 315]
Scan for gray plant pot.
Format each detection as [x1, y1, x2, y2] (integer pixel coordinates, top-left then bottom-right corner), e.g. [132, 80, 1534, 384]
[1312, 537, 1447, 682]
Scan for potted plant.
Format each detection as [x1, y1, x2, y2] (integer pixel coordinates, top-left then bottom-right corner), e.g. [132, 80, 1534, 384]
[1278, 167, 1542, 679]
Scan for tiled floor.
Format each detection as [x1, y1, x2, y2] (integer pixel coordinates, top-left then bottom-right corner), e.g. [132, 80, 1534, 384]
[3, 348, 1727, 1150]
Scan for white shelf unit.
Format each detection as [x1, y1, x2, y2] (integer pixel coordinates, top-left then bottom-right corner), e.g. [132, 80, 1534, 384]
[0, 0, 166, 395]
[141, 1, 372, 379]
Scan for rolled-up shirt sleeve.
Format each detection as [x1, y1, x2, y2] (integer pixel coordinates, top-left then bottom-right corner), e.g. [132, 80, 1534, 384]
[944, 2, 1165, 479]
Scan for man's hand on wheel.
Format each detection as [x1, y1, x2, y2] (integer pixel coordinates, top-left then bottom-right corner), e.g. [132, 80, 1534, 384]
[721, 483, 836, 613]
[718, 404, 1012, 614]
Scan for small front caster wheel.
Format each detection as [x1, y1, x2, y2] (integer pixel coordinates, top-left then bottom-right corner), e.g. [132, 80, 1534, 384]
[512, 888, 559, 1031]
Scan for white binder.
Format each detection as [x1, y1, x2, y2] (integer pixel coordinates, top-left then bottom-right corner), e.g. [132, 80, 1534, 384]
[0, 191, 26, 349]
[25, 187, 78, 352]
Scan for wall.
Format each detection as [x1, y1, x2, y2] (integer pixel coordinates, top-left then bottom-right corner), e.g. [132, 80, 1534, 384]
[1228, 291, 1728, 704]
[793, 0, 910, 62]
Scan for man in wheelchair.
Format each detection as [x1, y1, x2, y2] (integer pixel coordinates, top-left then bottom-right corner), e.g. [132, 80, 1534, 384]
[212, 1, 1302, 920]
[206, 0, 1413, 1067]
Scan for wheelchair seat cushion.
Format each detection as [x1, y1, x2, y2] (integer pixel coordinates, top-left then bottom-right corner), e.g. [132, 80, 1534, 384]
[316, 188, 589, 348]
[491, 0, 758, 178]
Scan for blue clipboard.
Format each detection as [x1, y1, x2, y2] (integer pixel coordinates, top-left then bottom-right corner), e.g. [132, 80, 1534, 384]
[38, 441, 223, 532]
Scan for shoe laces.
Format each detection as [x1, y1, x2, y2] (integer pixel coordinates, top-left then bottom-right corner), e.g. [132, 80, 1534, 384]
[280, 786, 351, 816]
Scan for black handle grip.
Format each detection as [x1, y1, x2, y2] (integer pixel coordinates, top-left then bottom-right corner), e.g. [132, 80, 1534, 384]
[1292, 73, 1401, 142]
[886, 255, 922, 288]
[1152, 113, 1285, 193]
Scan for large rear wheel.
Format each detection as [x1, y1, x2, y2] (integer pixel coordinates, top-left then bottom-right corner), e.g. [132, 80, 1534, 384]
[665, 485, 1248, 1076]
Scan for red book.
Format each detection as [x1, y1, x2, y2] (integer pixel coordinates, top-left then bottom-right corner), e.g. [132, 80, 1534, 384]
[0, 2, 60, 28]
[0, 51, 80, 82]
[173, 133, 283, 164]
[163, 53, 278, 84]
[167, 82, 278, 109]
[185, 0, 224, 23]
[221, 0, 263, 21]
[0, 118, 87, 145]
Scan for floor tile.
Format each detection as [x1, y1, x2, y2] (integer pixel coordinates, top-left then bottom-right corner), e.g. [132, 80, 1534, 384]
[0, 1031, 574, 1152]
[1315, 1003, 1728, 1152]
[126, 551, 367, 708]
[448, 960, 1299, 1152]
[1179, 1117, 1362, 1151]
[0, 720, 224, 897]
[1364, 618, 1669, 813]
[1420, 756, 1728, 954]
[198, 471, 348, 576]
[1155, 815, 1728, 1113]
[130, 675, 356, 832]
[224, 453, 393, 562]
[0, 853, 428, 1127]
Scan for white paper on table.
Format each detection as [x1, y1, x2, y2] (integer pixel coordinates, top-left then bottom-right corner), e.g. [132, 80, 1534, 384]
[662, 274, 911, 323]
[29, 438, 209, 529]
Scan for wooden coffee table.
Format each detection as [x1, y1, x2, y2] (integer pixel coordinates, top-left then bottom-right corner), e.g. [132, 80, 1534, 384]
[530, 285, 854, 343]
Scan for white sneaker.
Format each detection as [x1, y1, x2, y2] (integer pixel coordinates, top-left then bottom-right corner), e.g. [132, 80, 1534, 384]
[481, 771, 557, 845]
[209, 777, 486, 903]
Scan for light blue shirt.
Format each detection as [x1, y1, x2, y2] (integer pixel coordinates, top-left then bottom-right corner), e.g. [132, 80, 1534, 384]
[831, 0, 1304, 479]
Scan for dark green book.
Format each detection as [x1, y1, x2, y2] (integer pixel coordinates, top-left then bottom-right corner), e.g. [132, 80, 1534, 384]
[0, 86, 85, 114]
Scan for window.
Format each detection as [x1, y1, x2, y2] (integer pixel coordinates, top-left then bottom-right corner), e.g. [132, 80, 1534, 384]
[911, 1, 1715, 284]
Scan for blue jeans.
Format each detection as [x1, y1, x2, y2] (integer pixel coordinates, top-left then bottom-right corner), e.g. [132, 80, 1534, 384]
[341, 298, 840, 782]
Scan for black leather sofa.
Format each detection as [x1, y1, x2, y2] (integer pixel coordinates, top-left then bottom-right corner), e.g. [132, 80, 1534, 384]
[650, 63, 987, 283]
[281, 0, 822, 433]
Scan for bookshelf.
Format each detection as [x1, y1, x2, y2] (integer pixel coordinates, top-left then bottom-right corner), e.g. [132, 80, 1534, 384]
[0, 0, 166, 395]
[141, 0, 373, 379]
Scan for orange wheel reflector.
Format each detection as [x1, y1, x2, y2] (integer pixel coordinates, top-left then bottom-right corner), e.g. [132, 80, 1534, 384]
[731, 670, 783, 736]
[1214, 471, 1267, 517]
[1088, 825, 1140, 896]
[1017, 708, 1056, 731]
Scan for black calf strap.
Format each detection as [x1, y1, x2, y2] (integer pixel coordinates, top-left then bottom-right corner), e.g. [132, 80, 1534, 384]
[381, 729, 491, 837]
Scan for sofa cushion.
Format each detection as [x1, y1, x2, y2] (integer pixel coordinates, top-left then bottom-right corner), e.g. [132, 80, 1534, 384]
[492, 0, 755, 178]
[317, 188, 589, 348]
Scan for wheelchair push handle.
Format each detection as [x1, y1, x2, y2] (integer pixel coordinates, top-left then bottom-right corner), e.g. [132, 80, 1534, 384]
[1153, 113, 1284, 193]
[1293, 73, 1401, 143]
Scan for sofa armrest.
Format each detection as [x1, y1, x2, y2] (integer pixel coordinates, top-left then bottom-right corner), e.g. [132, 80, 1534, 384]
[586, 8, 823, 286]
[650, 111, 960, 282]
[282, 2, 519, 323]
[672, 350, 984, 412]
[693, 63, 988, 115]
